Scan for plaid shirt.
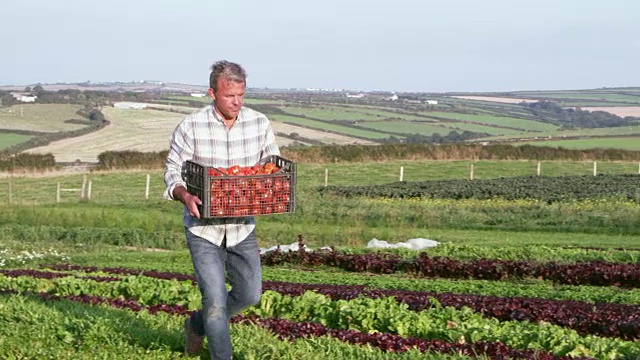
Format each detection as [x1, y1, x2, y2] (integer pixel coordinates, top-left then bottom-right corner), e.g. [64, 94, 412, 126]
[164, 104, 280, 247]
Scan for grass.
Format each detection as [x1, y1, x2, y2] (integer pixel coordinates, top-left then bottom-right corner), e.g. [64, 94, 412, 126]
[354, 120, 454, 136]
[278, 106, 386, 121]
[516, 137, 640, 151]
[440, 122, 524, 135]
[21, 107, 184, 162]
[2, 158, 639, 359]
[0, 133, 33, 150]
[515, 91, 640, 103]
[0, 103, 86, 132]
[1, 159, 640, 249]
[426, 112, 559, 132]
[270, 114, 391, 139]
[299, 105, 432, 121]
[478, 125, 640, 141]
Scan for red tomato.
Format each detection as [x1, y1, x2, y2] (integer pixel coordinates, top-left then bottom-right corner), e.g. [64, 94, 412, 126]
[263, 162, 277, 174]
[254, 179, 264, 191]
[227, 165, 241, 175]
[260, 189, 274, 202]
[237, 178, 249, 190]
[273, 203, 287, 213]
[274, 178, 283, 192]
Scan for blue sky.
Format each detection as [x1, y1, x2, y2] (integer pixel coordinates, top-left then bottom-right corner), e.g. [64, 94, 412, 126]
[1, 0, 638, 92]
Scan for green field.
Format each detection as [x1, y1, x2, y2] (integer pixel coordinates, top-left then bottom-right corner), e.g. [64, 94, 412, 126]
[0, 133, 33, 150]
[0, 103, 86, 132]
[270, 114, 391, 139]
[163, 95, 277, 105]
[426, 112, 559, 132]
[479, 125, 640, 142]
[354, 120, 453, 136]
[514, 91, 640, 103]
[518, 136, 640, 150]
[278, 106, 387, 121]
[5, 89, 640, 359]
[443, 122, 524, 135]
[1, 159, 639, 247]
[321, 105, 431, 121]
[2, 157, 640, 359]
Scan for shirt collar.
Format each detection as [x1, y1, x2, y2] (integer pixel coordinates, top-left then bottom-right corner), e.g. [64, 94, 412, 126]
[210, 103, 243, 123]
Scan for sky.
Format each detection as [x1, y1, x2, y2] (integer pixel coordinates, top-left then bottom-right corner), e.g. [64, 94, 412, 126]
[1, 0, 639, 93]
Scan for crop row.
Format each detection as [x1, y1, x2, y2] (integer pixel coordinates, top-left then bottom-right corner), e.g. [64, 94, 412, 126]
[2, 268, 640, 341]
[33, 263, 640, 305]
[318, 174, 640, 202]
[260, 250, 640, 288]
[0, 289, 597, 360]
[44, 252, 640, 289]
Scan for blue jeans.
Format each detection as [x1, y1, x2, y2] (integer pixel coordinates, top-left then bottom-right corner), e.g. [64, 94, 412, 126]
[186, 228, 262, 360]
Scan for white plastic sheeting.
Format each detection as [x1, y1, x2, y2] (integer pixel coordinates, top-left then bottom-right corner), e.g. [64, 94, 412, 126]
[366, 238, 440, 250]
[260, 238, 439, 255]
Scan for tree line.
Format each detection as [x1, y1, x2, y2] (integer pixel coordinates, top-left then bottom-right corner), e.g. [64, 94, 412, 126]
[525, 101, 636, 128]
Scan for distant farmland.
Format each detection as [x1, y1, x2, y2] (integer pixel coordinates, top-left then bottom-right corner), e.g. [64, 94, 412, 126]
[518, 137, 640, 151]
[0, 133, 33, 150]
[0, 104, 85, 132]
[4, 87, 640, 163]
[24, 107, 184, 162]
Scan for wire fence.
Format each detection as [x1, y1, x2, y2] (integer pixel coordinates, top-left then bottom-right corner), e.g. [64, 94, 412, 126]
[1, 160, 640, 205]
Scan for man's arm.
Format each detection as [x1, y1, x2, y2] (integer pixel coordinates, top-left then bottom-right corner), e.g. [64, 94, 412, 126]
[261, 118, 281, 157]
[164, 118, 201, 218]
[172, 184, 202, 219]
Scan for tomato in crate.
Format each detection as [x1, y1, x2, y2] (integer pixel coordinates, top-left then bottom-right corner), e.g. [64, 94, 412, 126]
[184, 155, 296, 218]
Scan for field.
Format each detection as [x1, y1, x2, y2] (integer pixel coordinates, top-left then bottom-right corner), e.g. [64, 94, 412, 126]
[23, 107, 184, 162]
[517, 137, 640, 151]
[3, 87, 640, 357]
[3, 87, 640, 164]
[0, 103, 85, 132]
[425, 112, 559, 132]
[7, 102, 375, 161]
[0, 133, 33, 150]
[2, 158, 640, 359]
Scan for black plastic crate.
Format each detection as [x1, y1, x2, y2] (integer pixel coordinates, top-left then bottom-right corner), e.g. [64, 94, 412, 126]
[184, 155, 296, 218]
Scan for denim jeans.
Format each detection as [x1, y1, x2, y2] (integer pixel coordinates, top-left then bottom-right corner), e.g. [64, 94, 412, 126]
[186, 228, 262, 360]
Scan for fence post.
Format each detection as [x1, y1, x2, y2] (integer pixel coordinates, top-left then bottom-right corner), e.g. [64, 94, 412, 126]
[399, 166, 404, 182]
[593, 161, 597, 176]
[8, 179, 12, 204]
[56, 182, 61, 203]
[145, 174, 150, 199]
[80, 175, 87, 199]
[87, 181, 92, 200]
[324, 169, 329, 187]
[469, 164, 474, 180]
[536, 162, 541, 176]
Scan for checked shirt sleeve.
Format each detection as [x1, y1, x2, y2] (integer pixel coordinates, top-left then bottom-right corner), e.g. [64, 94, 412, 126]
[164, 118, 195, 200]
[261, 119, 281, 158]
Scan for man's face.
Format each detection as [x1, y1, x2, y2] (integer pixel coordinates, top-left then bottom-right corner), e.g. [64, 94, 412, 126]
[209, 79, 245, 121]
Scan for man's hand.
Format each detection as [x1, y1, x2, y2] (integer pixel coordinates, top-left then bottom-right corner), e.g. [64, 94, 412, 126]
[172, 185, 202, 219]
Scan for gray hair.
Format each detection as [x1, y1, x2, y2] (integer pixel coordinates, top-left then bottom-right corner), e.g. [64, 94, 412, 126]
[209, 60, 247, 90]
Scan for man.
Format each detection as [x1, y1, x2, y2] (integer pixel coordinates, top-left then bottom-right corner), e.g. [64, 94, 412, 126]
[164, 60, 280, 359]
